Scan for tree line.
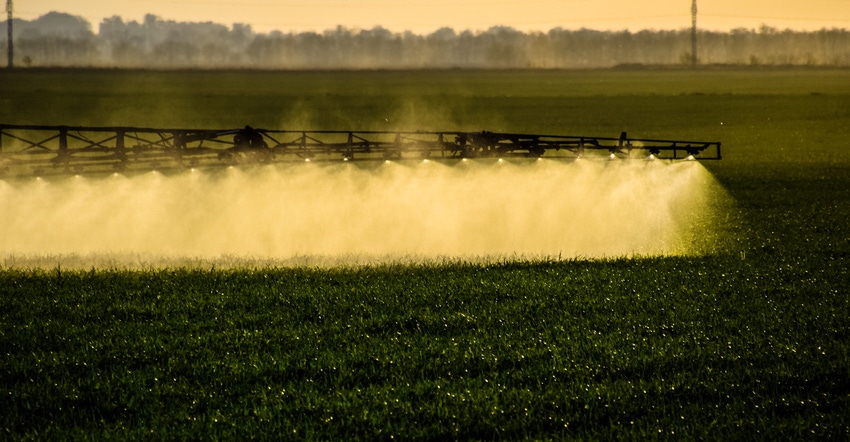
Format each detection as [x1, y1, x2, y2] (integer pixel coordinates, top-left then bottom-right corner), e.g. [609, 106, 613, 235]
[2, 12, 849, 69]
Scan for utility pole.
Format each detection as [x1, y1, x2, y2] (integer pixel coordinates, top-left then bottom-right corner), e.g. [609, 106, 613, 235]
[5, 0, 11, 69]
[691, 0, 698, 66]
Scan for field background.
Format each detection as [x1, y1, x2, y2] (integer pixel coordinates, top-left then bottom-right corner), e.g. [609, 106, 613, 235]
[1, 68, 849, 439]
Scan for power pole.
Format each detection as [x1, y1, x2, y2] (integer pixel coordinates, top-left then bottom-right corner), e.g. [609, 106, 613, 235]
[691, 0, 698, 66]
[5, 0, 11, 69]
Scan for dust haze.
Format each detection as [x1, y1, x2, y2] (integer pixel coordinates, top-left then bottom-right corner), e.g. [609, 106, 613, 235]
[0, 159, 728, 268]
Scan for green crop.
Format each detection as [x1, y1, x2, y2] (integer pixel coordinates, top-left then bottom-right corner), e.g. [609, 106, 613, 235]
[1, 67, 849, 440]
[1, 256, 848, 440]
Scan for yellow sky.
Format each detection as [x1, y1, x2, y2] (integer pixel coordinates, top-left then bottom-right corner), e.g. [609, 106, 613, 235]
[15, 0, 850, 33]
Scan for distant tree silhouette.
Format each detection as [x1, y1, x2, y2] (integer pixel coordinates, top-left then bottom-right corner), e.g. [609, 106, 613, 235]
[1, 12, 848, 68]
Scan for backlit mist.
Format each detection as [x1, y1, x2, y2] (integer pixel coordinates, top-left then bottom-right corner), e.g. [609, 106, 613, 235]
[0, 159, 728, 268]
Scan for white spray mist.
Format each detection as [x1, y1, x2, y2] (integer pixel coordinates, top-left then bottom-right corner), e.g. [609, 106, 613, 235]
[0, 159, 726, 268]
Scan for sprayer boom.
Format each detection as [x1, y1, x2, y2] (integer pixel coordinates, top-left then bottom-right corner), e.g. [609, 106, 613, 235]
[0, 124, 720, 176]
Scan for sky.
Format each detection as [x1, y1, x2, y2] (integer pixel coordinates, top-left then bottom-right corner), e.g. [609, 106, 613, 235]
[12, 0, 850, 34]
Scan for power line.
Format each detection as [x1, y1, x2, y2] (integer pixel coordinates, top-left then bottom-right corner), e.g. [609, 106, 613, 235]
[692, 0, 697, 66]
[6, 0, 12, 69]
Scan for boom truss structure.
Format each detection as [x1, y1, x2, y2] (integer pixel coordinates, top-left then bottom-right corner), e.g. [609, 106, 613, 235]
[0, 124, 721, 176]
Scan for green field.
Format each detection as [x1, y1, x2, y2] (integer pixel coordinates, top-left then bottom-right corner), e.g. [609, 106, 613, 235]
[1, 68, 849, 439]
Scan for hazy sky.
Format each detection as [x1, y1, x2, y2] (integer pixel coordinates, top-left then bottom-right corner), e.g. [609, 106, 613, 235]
[14, 0, 850, 34]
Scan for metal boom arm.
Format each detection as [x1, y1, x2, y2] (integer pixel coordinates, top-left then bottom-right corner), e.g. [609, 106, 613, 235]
[0, 124, 721, 176]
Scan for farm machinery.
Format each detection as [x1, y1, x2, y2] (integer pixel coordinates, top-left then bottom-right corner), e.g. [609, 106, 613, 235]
[0, 124, 721, 176]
